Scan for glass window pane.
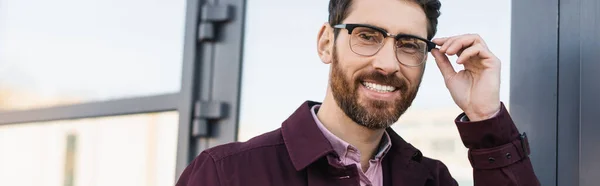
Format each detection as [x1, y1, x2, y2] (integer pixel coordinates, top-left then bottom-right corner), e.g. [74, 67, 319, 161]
[238, 0, 511, 185]
[0, 112, 179, 186]
[0, 0, 186, 110]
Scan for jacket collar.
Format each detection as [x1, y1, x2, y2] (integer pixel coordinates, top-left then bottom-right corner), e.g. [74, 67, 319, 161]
[282, 101, 336, 171]
[282, 101, 423, 171]
[383, 128, 431, 185]
[385, 128, 422, 165]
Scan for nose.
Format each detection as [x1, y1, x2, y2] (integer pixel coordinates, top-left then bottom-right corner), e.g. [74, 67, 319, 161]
[372, 38, 400, 76]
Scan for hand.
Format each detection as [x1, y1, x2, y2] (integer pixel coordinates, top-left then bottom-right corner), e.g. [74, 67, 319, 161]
[431, 34, 501, 121]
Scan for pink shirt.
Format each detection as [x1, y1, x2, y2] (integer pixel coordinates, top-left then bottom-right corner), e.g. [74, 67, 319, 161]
[311, 105, 392, 186]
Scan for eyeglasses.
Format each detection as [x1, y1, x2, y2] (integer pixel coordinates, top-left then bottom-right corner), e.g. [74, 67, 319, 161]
[334, 24, 436, 67]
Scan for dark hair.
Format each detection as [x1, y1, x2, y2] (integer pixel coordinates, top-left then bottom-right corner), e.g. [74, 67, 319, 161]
[328, 0, 441, 40]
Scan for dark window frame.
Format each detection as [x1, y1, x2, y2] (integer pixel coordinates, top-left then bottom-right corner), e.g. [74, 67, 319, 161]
[174, 0, 246, 180]
[0, 94, 180, 125]
[512, 0, 600, 185]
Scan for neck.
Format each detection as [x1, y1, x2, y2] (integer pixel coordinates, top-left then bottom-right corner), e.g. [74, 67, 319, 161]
[317, 89, 385, 171]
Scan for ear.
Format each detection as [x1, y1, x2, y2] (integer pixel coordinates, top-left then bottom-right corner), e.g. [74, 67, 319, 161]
[317, 23, 335, 64]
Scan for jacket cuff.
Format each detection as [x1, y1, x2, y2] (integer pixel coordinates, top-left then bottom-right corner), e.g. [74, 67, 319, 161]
[455, 102, 520, 149]
[467, 134, 530, 169]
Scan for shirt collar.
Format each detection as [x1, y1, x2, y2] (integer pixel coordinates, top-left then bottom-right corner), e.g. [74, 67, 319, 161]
[310, 104, 392, 160]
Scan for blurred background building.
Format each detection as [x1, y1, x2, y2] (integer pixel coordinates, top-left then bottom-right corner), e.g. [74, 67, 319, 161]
[1, 0, 598, 186]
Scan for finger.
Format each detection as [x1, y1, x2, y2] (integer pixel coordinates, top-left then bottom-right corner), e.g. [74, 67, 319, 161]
[432, 48, 457, 81]
[432, 37, 450, 46]
[446, 36, 477, 56]
[456, 45, 481, 64]
[456, 43, 496, 65]
[439, 37, 459, 53]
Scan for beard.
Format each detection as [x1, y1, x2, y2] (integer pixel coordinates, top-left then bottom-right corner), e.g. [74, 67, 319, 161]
[330, 47, 420, 129]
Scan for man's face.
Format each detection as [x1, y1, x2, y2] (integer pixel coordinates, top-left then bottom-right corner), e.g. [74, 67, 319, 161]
[329, 0, 429, 129]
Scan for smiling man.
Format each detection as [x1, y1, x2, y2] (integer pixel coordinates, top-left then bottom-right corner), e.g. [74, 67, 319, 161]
[176, 0, 540, 185]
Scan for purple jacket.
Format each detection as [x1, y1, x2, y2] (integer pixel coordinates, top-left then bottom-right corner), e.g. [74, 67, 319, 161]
[176, 101, 540, 186]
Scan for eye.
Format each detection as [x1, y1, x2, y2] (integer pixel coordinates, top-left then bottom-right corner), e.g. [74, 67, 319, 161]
[397, 38, 425, 53]
[400, 43, 419, 49]
[357, 33, 378, 42]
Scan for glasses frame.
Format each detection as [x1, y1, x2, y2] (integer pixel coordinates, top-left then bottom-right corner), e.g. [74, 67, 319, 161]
[333, 23, 436, 67]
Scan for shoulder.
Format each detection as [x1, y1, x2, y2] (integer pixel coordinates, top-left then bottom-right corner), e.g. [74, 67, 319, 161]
[203, 128, 286, 161]
[177, 128, 289, 185]
[420, 156, 451, 172]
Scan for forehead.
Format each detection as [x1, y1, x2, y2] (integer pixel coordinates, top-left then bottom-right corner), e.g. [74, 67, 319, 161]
[343, 0, 428, 38]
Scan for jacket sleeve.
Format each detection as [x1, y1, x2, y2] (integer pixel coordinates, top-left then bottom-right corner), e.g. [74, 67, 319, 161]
[176, 151, 222, 186]
[455, 102, 540, 186]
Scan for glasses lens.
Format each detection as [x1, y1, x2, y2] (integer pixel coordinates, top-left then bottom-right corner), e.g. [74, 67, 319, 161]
[349, 26, 384, 56]
[395, 37, 427, 66]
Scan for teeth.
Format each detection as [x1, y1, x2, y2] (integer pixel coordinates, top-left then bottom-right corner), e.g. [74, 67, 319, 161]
[363, 82, 396, 92]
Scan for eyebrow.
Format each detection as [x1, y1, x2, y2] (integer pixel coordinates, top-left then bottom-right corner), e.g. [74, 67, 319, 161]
[360, 23, 428, 40]
[360, 22, 390, 32]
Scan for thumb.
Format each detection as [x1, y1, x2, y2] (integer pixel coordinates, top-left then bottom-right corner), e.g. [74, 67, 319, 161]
[432, 48, 456, 81]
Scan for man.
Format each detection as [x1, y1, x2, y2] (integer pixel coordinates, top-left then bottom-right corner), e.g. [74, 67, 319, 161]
[176, 0, 540, 185]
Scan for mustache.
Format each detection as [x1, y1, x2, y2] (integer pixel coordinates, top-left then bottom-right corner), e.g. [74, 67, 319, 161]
[355, 71, 409, 92]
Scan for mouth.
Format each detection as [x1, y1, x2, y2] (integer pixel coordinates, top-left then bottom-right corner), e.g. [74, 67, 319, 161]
[361, 81, 398, 93]
[359, 81, 401, 101]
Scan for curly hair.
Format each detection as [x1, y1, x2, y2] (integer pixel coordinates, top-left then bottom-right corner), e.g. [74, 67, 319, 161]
[328, 0, 441, 40]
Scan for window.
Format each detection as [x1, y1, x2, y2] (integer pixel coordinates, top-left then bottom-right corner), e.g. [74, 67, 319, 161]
[0, 112, 179, 186]
[432, 139, 457, 154]
[238, 0, 512, 185]
[0, 0, 187, 110]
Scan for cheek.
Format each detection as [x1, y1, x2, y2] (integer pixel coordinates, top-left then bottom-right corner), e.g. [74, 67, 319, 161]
[336, 44, 355, 63]
[399, 66, 425, 86]
[333, 41, 372, 79]
[337, 55, 367, 79]
[335, 37, 367, 64]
